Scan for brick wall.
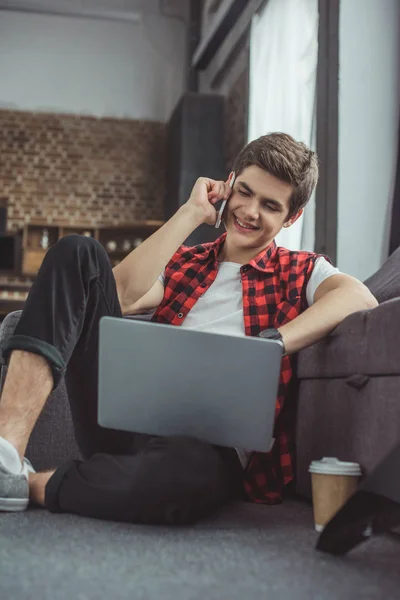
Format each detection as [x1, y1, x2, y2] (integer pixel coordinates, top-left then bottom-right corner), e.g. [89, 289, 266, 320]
[0, 109, 166, 305]
[0, 109, 166, 233]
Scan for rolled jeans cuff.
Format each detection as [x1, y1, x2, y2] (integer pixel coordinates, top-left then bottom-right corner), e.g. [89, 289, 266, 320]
[3, 334, 66, 390]
[45, 460, 78, 513]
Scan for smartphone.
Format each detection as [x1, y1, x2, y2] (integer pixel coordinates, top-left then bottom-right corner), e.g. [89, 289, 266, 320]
[215, 172, 236, 228]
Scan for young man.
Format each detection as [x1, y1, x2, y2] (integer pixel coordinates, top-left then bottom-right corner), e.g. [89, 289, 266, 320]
[0, 133, 377, 524]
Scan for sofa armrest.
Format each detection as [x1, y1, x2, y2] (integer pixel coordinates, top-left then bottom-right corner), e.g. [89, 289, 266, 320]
[297, 297, 400, 379]
[0, 310, 22, 364]
[0, 310, 80, 469]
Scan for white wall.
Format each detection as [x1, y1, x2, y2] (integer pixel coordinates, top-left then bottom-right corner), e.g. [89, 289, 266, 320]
[337, 0, 400, 280]
[0, 8, 187, 121]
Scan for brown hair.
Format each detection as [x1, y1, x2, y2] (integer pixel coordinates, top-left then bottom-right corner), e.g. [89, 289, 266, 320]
[232, 132, 319, 221]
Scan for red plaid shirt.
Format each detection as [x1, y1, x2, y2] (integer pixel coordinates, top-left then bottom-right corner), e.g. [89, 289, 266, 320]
[152, 233, 329, 504]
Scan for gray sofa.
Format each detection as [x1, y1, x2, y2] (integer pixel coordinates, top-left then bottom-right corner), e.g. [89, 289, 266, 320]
[1, 248, 400, 600]
[296, 246, 400, 497]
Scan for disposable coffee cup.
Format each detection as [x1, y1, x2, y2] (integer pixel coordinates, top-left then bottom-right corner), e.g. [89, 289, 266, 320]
[309, 457, 361, 532]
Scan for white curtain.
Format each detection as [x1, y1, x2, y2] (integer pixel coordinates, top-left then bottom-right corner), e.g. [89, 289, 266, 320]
[248, 0, 318, 250]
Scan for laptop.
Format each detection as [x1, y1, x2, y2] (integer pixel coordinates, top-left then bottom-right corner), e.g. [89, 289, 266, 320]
[98, 317, 283, 452]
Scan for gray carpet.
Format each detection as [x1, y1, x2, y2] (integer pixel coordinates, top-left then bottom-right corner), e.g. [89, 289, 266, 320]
[1, 500, 399, 600]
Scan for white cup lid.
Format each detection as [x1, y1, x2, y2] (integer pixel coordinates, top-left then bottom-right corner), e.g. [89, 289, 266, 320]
[309, 457, 362, 476]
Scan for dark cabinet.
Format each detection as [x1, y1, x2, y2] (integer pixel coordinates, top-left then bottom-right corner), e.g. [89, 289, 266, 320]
[165, 93, 226, 246]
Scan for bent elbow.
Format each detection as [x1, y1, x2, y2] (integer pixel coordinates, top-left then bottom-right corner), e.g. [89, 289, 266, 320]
[363, 291, 379, 310]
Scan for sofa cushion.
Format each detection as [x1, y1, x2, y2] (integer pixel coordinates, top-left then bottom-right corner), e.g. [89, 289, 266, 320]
[297, 297, 400, 379]
[0, 311, 20, 366]
[364, 245, 400, 303]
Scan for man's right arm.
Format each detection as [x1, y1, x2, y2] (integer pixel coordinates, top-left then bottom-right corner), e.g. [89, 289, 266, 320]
[124, 279, 165, 315]
[113, 177, 231, 316]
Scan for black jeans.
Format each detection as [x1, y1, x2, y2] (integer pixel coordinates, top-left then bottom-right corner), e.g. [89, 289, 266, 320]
[4, 235, 244, 524]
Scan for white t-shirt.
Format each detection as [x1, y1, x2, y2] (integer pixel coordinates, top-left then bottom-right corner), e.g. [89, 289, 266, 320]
[159, 257, 340, 337]
[158, 256, 340, 467]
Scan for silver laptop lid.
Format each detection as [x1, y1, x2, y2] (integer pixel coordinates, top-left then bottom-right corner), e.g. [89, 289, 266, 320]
[98, 317, 282, 452]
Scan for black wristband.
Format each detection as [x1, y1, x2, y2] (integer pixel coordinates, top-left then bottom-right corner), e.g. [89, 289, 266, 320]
[258, 328, 287, 356]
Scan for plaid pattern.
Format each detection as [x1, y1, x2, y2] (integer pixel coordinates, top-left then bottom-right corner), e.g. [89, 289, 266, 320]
[152, 233, 330, 504]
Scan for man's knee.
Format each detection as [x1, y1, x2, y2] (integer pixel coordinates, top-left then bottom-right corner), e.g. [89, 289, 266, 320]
[46, 234, 107, 268]
[132, 436, 229, 524]
[52, 234, 100, 255]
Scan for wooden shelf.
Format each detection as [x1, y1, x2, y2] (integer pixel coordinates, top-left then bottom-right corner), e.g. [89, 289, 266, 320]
[97, 221, 164, 229]
[22, 249, 47, 275]
[0, 298, 26, 318]
[20, 220, 164, 276]
[24, 220, 164, 229]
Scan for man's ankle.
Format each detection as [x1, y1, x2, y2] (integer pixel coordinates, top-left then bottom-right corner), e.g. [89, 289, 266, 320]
[29, 471, 55, 507]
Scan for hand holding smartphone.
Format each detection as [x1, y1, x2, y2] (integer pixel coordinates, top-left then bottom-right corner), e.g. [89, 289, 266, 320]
[215, 172, 235, 228]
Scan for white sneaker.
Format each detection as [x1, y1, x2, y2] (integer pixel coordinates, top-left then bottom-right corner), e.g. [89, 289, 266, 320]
[0, 438, 35, 512]
[22, 457, 36, 477]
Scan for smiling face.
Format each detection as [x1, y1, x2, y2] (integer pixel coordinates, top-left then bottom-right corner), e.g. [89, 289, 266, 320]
[220, 165, 303, 264]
